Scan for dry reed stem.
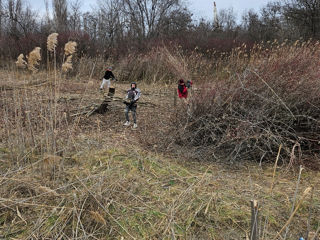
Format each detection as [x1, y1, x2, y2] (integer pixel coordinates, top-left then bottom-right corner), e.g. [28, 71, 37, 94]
[287, 142, 302, 171]
[306, 187, 315, 239]
[270, 144, 282, 193]
[272, 187, 312, 240]
[284, 165, 304, 239]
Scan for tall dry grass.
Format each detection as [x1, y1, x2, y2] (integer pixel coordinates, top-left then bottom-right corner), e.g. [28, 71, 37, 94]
[76, 45, 222, 84]
[1, 34, 82, 164]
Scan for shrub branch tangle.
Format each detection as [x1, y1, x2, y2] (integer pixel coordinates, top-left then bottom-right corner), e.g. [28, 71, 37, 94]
[163, 41, 320, 163]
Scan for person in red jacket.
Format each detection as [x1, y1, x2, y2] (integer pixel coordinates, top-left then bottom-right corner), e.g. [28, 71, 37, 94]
[177, 79, 188, 99]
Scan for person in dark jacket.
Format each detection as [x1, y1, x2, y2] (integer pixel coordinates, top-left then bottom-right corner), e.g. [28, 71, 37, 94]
[186, 79, 193, 89]
[123, 82, 141, 128]
[177, 79, 188, 99]
[100, 67, 116, 90]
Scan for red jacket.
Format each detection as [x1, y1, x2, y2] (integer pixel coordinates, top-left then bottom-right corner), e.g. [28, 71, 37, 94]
[178, 85, 188, 98]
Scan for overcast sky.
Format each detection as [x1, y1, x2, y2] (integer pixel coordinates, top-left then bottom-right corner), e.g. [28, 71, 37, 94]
[189, 0, 271, 20]
[28, 0, 271, 21]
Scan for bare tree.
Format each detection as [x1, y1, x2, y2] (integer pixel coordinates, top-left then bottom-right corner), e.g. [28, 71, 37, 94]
[0, 0, 37, 37]
[122, 0, 182, 38]
[98, 0, 125, 47]
[44, 0, 51, 26]
[18, 4, 38, 34]
[283, 0, 320, 38]
[69, 0, 82, 32]
[53, 0, 68, 32]
[218, 7, 237, 32]
[158, 6, 192, 36]
[260, 2, 284, 41]
[0, 0, 2, 37]
[242, 10, 263, 41]
[7, 0, 22, 37]
[82, 11, 97, 39]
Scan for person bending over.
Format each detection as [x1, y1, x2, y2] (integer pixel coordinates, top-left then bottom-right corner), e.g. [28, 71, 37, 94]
[100, 66, 116, 91]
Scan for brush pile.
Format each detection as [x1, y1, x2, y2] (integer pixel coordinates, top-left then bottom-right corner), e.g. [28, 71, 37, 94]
[169, 41, 320, 163]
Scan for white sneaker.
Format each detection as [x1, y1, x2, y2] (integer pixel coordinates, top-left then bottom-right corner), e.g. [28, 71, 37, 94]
[124, 121, 130, 126]
[133, 123, 137, 129]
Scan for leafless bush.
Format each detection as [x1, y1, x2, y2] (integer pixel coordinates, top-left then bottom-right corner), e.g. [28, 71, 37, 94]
[164, 41, 320, 164]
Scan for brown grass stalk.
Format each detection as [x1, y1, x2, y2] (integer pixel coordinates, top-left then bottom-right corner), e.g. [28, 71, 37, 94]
[272, 187, 312, 240]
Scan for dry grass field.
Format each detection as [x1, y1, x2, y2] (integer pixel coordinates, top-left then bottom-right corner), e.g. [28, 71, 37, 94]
[0, 67, 319, 239]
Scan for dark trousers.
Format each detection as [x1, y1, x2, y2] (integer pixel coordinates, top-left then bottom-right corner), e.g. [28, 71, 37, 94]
[125, 105, 137, 123]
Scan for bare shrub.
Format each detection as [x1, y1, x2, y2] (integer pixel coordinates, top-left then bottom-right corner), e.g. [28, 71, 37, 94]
[164, 41, 320, 163]
[115, 46, 218, 83]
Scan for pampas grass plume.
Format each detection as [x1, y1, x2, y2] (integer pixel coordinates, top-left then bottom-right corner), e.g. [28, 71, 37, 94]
[64, 41, 77, 56]
[62, 41, 77, 72]
[47, 33, 59, 52]
[16, 54, 27, 68]
[62, 55, 73, 72]
[27, 47, 41, 73]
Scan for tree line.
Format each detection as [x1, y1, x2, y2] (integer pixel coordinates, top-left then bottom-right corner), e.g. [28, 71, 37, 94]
[0, 0, 319, 60]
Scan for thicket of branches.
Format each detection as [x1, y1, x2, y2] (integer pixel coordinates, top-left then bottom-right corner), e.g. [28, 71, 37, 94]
[162, 40, 320, 163]
[0, 0, 320, 61]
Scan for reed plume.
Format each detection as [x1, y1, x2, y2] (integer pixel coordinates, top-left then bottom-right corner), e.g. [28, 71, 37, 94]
[47, 33, 59, 52]
[62, 55, 73, 72]
[15, 54, 27, 68]
[27, 47, 41, 73]
[64, 41, 77, 56]
[62, 41, 77, 73]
